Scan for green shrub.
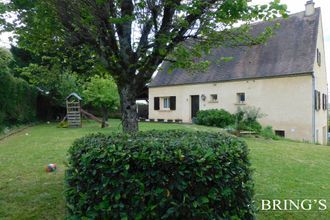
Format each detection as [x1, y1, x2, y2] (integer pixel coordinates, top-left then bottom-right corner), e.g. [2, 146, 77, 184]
[260, 126, 279, 140]
[235, 107, 264, 133]
[196, 109, 235, 128]
[65, 130, 254, 219]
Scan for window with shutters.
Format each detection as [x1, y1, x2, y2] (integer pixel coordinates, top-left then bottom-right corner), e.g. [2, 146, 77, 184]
[156, 96, 176, 110]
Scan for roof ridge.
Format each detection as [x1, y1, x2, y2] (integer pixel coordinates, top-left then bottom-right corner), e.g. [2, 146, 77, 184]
[149, 7, 320, 87]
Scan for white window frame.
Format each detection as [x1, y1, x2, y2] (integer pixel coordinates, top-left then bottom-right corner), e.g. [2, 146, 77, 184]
[162, 97, 170, 109]
[237, 93, 246, 104]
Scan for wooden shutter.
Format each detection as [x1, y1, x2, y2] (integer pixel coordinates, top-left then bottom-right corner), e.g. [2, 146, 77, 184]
[323, 94, 327, 110]
[318, 91, 321, 110]
[326, 95, 328, 110]
[315, 90, 321, 110]
[170, 96, 176, 110]
[154, 97, 160, 110]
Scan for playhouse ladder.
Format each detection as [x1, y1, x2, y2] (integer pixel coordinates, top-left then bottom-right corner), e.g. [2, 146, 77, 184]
[66, 102, 82, 127]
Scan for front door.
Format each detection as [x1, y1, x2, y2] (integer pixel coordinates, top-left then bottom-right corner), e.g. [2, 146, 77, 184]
[191, 95, 200, 119]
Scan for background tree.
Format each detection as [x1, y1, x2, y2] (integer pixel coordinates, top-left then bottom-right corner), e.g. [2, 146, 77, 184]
[0, 47, 13, 74]
[0, 0, 287, 132]
[0, 47, 36, 128]
[18, 63, 83, 106]
[9, 46, 100, 107]
[83, 75, 120, 128]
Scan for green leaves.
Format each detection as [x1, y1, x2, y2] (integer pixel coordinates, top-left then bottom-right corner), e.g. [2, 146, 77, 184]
[65, 130, 254, 219]
[82, 75, 120, 112]
[17, 63, 83, 106]
[196, 109, 235, 128]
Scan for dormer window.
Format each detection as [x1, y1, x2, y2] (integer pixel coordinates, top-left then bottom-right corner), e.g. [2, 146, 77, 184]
[317, 49, 321, 66]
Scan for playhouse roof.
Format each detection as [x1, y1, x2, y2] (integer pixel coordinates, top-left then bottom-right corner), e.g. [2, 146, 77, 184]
[66, 92, 82, 101]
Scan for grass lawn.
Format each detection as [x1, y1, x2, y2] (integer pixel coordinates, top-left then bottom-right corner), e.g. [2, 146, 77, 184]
[0, 120, 330, 219]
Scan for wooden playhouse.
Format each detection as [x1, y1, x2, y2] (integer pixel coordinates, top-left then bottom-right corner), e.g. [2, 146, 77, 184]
[66, 93, 82, 128]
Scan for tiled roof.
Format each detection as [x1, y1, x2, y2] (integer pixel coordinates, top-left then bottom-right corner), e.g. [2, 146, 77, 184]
[149, 8, 320, 87]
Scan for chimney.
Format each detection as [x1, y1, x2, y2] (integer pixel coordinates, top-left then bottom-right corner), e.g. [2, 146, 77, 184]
[305, 0, 315, 16]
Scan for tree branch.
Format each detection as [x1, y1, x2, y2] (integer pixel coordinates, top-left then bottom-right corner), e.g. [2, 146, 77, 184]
[116, 0, 134, 66]
[135, 17, 153, 57]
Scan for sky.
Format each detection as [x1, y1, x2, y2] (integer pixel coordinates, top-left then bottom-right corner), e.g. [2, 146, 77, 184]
[0, 0, 329, 81]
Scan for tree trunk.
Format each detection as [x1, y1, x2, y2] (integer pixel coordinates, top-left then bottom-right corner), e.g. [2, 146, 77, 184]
[119, 85, 138, 132]
[101, 107, 109, 128]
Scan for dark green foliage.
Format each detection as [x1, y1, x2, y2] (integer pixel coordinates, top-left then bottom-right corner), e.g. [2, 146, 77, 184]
[0, 72, 37, 127]
[10, 46, 41, 69]
[65, 130, 254, 219]
[196, 108, 263, 134]
[234, 107, 263, 133]
[235, 112, 262, 133]
[260, 126, 280, 140]
[0, 47, 36, 129]
[196, 109, 235, 128]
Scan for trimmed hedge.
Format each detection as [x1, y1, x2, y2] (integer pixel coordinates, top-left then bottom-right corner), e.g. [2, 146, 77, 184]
[0, 72, 36, 129]
[196, 109, 263, 133]
[196, 109, 235, 128]
[65, 130, 254, 219]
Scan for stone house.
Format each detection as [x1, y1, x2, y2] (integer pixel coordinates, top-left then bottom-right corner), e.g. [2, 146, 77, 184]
[148, 1, 328, 144]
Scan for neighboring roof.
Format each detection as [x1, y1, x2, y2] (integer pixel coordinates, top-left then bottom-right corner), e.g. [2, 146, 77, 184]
[149, 8, 320, 87]
[66, 92, 82, 101]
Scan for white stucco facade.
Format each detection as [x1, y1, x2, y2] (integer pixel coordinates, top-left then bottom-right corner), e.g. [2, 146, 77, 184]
[148, 7, 328, 145]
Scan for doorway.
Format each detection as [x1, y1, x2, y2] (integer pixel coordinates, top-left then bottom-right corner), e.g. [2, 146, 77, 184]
[191, 95, 200, 120]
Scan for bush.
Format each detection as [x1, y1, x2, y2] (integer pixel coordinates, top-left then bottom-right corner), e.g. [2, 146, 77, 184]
[196, 109, 235, 128]
[65, 130, 254, 219]
[260, 126, 279, 140]
[235, 107, 264, 133]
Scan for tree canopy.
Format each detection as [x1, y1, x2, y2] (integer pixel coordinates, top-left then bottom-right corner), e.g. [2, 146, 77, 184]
[83, 75, 120, 127]
[0, 0, 287, 132]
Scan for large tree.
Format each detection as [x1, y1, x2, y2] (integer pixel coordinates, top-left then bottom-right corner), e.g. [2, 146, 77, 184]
[0, 0, 287, 132]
